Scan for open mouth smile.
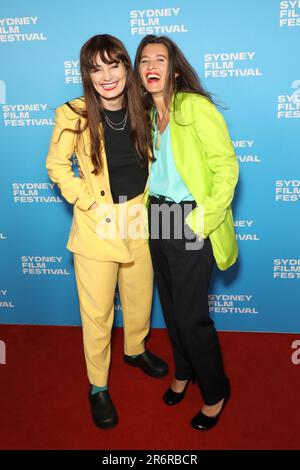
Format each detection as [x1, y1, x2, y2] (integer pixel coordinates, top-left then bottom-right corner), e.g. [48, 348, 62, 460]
[146, 73, 161, 84]
[101, 81, 118, 91]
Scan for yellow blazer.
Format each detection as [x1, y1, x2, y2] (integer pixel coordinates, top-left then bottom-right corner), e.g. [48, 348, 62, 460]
[46, 98, 149, 263]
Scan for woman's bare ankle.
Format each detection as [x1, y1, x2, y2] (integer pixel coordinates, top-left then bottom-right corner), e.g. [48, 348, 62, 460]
[201, 398, 224, 417]
[171, 378, 188, 393]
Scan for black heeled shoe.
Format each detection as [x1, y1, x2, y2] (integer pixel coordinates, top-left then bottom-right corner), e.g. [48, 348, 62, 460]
[191, 386, 231, 431]
[163, 378, 195, 406]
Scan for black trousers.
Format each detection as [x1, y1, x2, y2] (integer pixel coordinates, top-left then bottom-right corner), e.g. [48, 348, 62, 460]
[148, 197, 229, 405]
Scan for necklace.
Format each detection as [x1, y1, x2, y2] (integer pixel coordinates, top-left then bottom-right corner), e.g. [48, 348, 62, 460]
[104, 109, 128, 131]
[155, 107, 169, 150]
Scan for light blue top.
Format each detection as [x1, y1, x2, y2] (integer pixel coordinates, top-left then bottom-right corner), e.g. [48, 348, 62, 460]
[149, 118, 194, 202]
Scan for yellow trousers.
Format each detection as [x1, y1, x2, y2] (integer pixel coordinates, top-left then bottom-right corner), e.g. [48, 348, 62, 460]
[73, 194, 153, 386]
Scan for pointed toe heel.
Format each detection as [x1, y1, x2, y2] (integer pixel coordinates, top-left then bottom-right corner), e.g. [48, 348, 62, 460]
[163, 378, 193, 406]
[191, 388, 231, 431]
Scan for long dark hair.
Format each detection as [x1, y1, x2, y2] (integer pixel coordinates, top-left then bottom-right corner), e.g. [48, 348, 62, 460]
[63, 34, 151, 174]
[134, 35, 213, 114]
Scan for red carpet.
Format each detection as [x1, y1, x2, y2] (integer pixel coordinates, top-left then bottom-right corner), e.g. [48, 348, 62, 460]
[0, 325, 299, 450]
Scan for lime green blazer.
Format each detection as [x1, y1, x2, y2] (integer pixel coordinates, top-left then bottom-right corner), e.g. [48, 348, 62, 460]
[166, 92, 239, 271]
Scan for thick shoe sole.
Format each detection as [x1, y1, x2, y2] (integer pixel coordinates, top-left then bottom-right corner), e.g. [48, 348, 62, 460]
[92, 416, 119, 429]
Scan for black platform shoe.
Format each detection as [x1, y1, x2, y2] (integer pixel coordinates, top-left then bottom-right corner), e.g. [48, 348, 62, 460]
[191, 387, 231, 431]
[163, 379, 194, 405]
[124, 349, 168, 377]
[89, 390, 118, 429]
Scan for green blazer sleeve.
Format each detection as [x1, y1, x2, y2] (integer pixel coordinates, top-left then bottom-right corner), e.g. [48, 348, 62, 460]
[185, 97, 239, 237]
[46, 105, 96, 211]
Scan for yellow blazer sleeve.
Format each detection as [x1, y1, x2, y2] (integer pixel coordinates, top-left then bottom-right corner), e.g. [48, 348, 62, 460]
[186, 98, 239, 237]
[46, 106, 96, 211]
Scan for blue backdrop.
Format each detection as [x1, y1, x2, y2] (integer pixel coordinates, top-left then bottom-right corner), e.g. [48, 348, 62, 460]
[0, 0, 299, 333]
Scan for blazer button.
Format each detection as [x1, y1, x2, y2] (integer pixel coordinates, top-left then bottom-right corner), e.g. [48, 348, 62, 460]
[100, 190, 105, 196]
[105, 218, 111, 223]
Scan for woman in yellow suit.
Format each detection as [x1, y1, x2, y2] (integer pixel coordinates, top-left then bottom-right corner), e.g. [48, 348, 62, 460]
[46, 34, 168, 429]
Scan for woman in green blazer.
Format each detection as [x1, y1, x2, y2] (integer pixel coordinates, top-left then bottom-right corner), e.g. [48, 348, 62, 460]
[135, 35, 239, 431]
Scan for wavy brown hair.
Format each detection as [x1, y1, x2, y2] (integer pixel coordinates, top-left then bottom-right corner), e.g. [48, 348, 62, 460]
[63, 34, 152, 174]
[134, 35, 214, 115]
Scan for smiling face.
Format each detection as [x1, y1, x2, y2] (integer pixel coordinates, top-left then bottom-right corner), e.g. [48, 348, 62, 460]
[138, 43, 169, 97]
[89, 52, 127, 108]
